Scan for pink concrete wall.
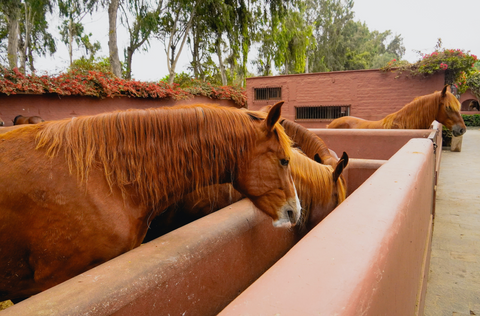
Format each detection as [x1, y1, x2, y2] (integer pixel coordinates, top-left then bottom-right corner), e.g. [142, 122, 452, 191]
[311, 128, 435, 160]
[219, 138, 435, 316]
[246, 69, 446, 128]
[0, 94, 239, 126]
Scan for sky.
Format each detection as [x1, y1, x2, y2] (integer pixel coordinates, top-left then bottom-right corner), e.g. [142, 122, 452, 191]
[35, 0, 480, 82]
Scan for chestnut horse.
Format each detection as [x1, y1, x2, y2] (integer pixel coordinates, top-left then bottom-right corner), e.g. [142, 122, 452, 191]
[144, 148, 348, 241]
[0, 115, 4, 126]
[0, 102, 301, 302]
[327, 85, 467, 136]
[13, 115, 45, 125]
[256, 105, 339, 167]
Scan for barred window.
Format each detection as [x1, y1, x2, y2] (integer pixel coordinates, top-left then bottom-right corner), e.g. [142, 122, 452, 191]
[295, 105, 350, 120]
[254, 87, 282, 100]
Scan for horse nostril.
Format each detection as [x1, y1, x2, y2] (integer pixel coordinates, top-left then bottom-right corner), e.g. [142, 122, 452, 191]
[287, 210, 295, 225]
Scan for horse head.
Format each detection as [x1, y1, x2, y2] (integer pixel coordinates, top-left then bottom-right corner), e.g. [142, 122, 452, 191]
[437, 85, 467, 137]
[303, 151, 348, 229]
[234, 101, 301, 228]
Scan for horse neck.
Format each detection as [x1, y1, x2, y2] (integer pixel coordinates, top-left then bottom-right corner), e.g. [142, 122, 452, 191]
[281, 119, 332, 161]
[291, 150, 334, 209]
[36, 107, 257, 211]
[382, 94, 439, 129]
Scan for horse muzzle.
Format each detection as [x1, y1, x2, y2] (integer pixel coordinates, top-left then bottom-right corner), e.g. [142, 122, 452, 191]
[272, 199, 302, 228]
[452, 124, 466, 137]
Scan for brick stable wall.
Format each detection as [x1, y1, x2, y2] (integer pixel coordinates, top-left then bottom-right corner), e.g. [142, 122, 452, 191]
[247, 69, 446, 128]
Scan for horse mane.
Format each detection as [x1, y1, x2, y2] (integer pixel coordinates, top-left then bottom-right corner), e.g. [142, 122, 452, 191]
[280, 119, 335, 164]
[381, 90, 460, 129]
[289, 149, 347, 223]
[249, 107, 336, 165]
[35, 104, 292, 209]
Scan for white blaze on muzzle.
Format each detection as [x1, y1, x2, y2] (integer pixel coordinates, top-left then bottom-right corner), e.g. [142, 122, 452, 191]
[272, 175, 302, 228]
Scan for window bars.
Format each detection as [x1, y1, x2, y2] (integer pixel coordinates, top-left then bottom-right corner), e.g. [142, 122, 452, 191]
[295, 105, 350, 120]
[254, 87, 282, 100]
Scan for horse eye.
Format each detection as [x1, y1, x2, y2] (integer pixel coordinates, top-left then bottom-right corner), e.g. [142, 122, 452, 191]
[280, 159, 289, 166]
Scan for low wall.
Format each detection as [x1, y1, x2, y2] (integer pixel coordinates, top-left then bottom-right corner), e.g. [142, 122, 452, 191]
[219, 138, 435, 316]
[0, 94, 238, 126]
[311, 128, 436, 160]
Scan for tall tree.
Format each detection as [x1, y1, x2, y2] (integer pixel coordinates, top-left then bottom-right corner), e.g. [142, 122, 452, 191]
[58, 0, 99, 66]
[107, 0, 122, 77]
[120, 0, 163, 79]
[0, 0, 55, 72]
[19, 0, 56, 73]
[0, 0, 21, 69]
[273, 3, 314, 74]
[309, 0, 354, 72]
[157, 0, 198, 84]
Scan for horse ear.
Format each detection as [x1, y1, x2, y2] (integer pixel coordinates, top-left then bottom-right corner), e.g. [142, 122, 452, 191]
[333, 152, 349, 183]
[314, 153, 323, 164]
[441, 85, 449, 97]
[264, 101, 284, 132]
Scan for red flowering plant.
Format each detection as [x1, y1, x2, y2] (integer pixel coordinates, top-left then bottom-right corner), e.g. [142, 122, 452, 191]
[382, 48, 478, 92]
[0, 67, 247, 107]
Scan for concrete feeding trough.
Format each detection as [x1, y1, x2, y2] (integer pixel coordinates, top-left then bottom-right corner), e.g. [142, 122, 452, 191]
[1, 123, 442, 316]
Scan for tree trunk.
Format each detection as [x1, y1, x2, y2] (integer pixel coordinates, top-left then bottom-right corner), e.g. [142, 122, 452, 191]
[216, 31, 227, 85]
[190, 24, 201, 79]
[166, 3, 197, 85]
[305, 54, 309, 74]
[19, 36, 26, 72]
[6, 7, 20, 70]
[125, 47, 134, 80]
[108, 0, 122, 77]
[68, 17, 74, 66]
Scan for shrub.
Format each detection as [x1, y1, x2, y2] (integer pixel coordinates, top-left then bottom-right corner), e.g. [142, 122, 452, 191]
[0, 67, 247, 107]
[462, 114, 480, 126]
[442, 126, 453, 147]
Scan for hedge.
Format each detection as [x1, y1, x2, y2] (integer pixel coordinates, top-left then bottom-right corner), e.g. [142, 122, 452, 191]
[462, 114, 480, 126]
[0, 67, 247, 107]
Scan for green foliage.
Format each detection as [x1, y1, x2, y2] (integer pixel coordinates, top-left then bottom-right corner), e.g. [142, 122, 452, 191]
[69, 56, 113, 75]
[466, 71, 480, 100]
[307, 0, 404, 72]
[462, 114, 480, 126]
[442, 125, 453, 147]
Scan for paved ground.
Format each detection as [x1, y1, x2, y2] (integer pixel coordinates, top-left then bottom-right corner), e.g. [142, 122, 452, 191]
[424, 127, 480, 316]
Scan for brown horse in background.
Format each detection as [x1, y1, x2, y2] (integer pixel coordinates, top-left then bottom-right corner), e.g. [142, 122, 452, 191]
[0, 102, 301, 302]
[13, 115, 45, 125]
[327, 85, 467, 136]
[144, 148, 348, 242]
[255, 105, 339, 167]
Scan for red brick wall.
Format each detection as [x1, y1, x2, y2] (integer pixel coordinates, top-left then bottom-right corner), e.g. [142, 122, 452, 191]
[0, 94, 238, 126]
[247, 69, 446, 128]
